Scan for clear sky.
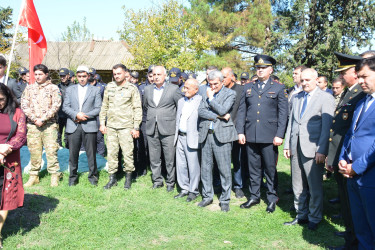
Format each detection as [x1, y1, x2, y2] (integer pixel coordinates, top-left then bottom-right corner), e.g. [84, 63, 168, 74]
[2, 0, 187, 41]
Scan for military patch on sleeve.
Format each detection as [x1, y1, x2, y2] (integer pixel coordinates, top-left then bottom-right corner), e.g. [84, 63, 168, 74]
[246, 88, 252, 95]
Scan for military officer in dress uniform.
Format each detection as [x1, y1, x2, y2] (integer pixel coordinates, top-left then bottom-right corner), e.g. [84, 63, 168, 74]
[237, 54, 288, 213]
[326, 52, 365, 249]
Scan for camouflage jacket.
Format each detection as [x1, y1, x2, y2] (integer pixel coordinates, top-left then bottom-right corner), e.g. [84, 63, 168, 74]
[99, 81, 142, 129]
[21, 81, 61, 124]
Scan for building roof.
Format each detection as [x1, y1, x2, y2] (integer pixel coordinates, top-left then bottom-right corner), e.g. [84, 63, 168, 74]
[14, 40, 142, 70]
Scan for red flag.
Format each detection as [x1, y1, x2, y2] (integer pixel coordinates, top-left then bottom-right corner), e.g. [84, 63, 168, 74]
[19, 0, 47, 84]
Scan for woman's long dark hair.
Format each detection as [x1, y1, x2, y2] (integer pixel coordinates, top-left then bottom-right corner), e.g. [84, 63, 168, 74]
[0, 83, 19, 115]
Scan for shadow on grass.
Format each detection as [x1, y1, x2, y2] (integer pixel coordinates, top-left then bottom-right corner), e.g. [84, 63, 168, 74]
[3, 193, 59, 238]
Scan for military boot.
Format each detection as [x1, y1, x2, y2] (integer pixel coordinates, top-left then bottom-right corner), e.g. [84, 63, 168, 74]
[124, 172, 132, 190]
[50, 173, 61, 187]
[24, 175, 40, 187]
[104, 174, 117, 189]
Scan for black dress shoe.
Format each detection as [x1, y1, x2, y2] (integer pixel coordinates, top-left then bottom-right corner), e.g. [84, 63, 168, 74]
[186, 193, 199, 202]
[308, 221, 318, 231]
[174, 192, 188, 199]
[283, 218, 309, 226]
[329, 197, 340, 204]
[152, 183, 164, 189]
[220, 203, 230, 212]
[234, 188, 245, 198]
[103, 174, 117, 189]
[197, 199, 213, 207]
[166, 185, 174, 192]
[240, 199, 260, 209]
[334, 231, 347, 238]
[266, 202, 276, 213]
[69, 181, 78, 186]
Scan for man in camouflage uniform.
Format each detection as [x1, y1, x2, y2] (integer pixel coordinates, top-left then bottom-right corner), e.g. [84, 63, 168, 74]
[21, 64, 62, 187]
[99, 64, 142, 190]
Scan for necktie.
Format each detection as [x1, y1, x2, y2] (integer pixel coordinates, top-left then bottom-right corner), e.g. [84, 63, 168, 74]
[356, 95, 373, 127]
[300, 92, 309, 118]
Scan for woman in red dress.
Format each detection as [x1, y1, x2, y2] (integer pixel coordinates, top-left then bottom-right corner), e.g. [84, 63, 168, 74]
[0, 83, 26, 248]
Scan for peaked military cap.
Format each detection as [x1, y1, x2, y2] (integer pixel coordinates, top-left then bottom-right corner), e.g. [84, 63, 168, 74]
[254, 54, 276, 67]
[59, 68, 69, 76]
[18, 67, 29, 75]
[130, 71, 139, 79]
[169, 67, 181, 82]
[240, 72, 249, 79]
[181, 72, 188, 81]
[188, 73, 197, 79]
[148, 65, 155, 73]
[334, 52, 363, 72]
[89, 67, 96, 75]
[69, 70, 75, 77]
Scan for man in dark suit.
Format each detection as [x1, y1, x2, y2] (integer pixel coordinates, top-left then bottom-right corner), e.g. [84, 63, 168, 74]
[338, 57, 375, 250]
[198, 70, 238, 212]
[143, 66, 183, 191]
[284, 68, 335, 230]
[0, 56, 17, 95]
[63, 65, 102, 186]
[222, 67, 246, 198]
[326, 52, 365, 248]
[237, 55, 288, 213]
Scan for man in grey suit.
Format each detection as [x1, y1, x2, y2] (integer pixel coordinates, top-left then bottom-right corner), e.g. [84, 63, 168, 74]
[198, 70, 238, 212]
[143, 66, 183, 191]
[174, 78, 202, 202]
[63, 65, 102, 186]
[283, 68, 335, 230]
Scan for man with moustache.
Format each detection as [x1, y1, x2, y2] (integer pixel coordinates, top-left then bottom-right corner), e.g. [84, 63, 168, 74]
[237, 55, 288, 213]
[326, 52, 365, 248]
[99, 64, 142, 190]
[21, 64, 62, 187]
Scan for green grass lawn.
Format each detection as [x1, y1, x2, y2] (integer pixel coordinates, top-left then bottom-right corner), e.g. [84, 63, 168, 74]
[4, 150, 345, 249]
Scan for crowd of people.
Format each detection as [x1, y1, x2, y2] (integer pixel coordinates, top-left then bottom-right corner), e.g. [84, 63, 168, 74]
[0, 49, 374, 249]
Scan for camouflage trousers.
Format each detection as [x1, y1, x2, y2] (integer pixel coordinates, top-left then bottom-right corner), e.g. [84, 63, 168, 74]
[27, 123, 60, 175]
[107, 127, 135, 174]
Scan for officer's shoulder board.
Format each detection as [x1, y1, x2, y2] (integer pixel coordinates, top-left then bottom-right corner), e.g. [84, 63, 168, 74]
[272, 79, 284, 85]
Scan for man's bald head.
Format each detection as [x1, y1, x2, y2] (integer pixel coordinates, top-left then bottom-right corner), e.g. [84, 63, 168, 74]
[221, 67, 235, 88]
[153, 66, 167, 86]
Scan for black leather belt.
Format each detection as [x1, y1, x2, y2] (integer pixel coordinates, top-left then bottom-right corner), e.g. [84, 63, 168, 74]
[208, 129, 214, 134]
[179, 131, 187, 136]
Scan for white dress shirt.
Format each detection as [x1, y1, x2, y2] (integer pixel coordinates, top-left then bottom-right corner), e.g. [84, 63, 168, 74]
[179, 96, 196, 133]
[78, 84, 88, 111]
[300, 86, 319, 113]
[153, 83, 165, 106]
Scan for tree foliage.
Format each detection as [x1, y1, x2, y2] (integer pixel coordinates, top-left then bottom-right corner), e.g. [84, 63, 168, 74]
[268, 0, 375, 82]
[61, 17, 93, 42]
[119, 0, 213, 71]
[0, 6, 13, 51]
[187, 0, 273, 72]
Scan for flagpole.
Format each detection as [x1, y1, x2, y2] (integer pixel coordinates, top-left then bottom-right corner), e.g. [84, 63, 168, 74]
[5, 0, 26, 86]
